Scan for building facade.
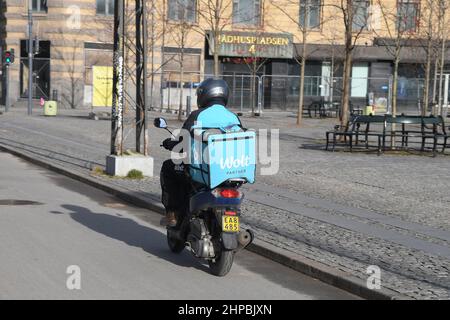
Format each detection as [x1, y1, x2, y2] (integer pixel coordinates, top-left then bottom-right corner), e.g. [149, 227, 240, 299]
[0, 0, 114, 108]
[1, 0, 450, 111]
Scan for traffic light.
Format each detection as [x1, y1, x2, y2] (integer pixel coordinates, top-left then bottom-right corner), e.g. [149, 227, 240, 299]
[4, 49, 14, 65]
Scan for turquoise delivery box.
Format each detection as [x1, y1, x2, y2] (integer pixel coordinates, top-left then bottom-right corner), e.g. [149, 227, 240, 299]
[190, 131, 256, 189]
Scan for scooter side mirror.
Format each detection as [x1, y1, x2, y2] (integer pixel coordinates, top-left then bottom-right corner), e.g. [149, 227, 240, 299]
[154, 117, 168, 129]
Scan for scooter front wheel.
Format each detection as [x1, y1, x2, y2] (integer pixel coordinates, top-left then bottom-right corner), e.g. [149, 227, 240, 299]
[209, 249, 234, 276]
[167, 229, 185, 253]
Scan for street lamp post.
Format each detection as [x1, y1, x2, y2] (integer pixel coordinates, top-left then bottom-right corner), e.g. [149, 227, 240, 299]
[111, 0, 125, 155]
[28, 0, 33, 116]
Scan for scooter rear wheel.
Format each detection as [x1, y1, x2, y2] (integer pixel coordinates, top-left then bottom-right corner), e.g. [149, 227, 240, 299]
[167, 229, 185, 253]
[209, 249, 234, 276]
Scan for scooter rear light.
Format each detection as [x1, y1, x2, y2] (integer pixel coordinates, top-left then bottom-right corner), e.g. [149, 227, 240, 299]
[225, 210, 237, 216]
[219, 189, 241, 198]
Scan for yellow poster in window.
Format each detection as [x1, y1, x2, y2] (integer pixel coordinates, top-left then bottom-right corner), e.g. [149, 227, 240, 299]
[92, 66, 113, 107]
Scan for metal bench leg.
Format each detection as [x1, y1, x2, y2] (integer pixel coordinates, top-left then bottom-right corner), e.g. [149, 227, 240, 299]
[332, 134, 337, 152]
[377, 136, 382, 156]
[443, 137, 448, 153]
[326, 133, 330, 151]
[349, 135, 353, 152]
[433, 137, 438, 157]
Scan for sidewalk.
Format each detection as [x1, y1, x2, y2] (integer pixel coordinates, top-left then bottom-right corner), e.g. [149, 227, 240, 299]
[1, 106, 450, 299]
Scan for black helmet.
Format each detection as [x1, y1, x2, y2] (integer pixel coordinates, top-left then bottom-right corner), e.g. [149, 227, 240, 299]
[196, 78, 229, 108]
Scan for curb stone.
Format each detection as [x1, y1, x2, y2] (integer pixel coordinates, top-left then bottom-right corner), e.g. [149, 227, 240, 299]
[0, 143, 410, 300]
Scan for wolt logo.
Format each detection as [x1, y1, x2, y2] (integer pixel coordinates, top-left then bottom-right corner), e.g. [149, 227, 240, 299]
[220, 156, 251, 169]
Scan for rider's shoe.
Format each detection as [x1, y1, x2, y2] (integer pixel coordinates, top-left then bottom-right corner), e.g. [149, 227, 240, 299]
[160, 211, 177, 227]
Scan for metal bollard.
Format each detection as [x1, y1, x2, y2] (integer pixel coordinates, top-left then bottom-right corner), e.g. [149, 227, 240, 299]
[52, 89, 58, 101]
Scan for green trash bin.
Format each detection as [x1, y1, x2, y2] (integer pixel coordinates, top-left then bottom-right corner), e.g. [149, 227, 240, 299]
[44, 101, 57, 116]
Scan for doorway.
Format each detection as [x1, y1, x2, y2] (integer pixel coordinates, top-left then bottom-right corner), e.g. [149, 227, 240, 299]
[20, 40, 50, 99]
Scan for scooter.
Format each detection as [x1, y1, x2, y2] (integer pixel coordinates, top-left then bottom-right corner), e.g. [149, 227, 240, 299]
[154, 117, 254, 276]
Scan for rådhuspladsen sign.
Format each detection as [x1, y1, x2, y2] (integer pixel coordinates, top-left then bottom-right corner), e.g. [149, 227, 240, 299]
[210, 31, 294, 59]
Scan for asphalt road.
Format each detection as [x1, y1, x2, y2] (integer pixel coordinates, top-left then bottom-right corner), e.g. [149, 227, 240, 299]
[0, 152, 357, 300]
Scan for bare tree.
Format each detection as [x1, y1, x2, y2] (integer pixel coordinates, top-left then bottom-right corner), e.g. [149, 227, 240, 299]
[373, 0, 415, 118]
[436, 0, 449, 116]
[53, 35, 84, 109]
[196, 0, 234, 76]
[169, 19, 196, 120]
[329, 0, 369, 128]
[271, 0, 325, 125]
[243, 54, 268, 115]
[148, 0, 167, 112]
[417, 0, 440, 116]
[59, 47, 83, 109]
[322, 5, 346, 107]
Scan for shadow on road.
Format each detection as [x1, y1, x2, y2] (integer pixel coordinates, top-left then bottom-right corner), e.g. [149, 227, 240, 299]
[52, 204, 209, 273]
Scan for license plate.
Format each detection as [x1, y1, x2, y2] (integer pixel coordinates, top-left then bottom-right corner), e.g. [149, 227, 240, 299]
[222, 216, 240, 232]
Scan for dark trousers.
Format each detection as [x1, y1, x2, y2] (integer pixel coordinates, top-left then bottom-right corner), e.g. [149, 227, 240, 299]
[160, 160, 190, 214]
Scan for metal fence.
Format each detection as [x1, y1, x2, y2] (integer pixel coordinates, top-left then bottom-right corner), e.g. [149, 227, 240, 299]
[153, 72, 435, 114]
[157, 72, 261, 113]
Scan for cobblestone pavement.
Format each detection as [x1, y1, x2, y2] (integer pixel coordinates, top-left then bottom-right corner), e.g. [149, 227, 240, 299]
[1, 106, 450, 299]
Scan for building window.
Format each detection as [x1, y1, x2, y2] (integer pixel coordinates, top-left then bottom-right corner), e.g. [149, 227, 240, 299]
[32, 0, 48, 13]
[168, 0, 197, 22]
[299, 0, 321, 29]
[233, 0, 261, 26]
[96, 0, 114, 16]
[397, 0, 420, 32]
[352, 0, 369, 31]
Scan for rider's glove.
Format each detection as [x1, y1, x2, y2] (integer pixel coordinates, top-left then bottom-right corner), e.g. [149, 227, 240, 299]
[163, 138, 176, 150]
[163, 138, 172, 150]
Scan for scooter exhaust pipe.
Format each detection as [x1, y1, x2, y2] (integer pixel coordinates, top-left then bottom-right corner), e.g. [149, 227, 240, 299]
[237, 229, 254, 250]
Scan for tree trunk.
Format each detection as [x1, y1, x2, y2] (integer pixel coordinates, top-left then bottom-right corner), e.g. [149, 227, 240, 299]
[297, 39, 307, 126]
[250, 70, 255, 115]
[341, 0, 353, 129]
[341, 50, 352, 128]
[423, 41, 432, 116]
[159, 0, 166, 112]
[423, 4, 434, 116]
[438, 32, 446, 116]
[432, 60, 438, 106]
[214, 52, 220, 76]
[214, 31, 220, 76]
[149, 0, 155, 112]
[178, 68, 184, 121]
[391, 58, 399, 148]
[392, 59, 399, 116]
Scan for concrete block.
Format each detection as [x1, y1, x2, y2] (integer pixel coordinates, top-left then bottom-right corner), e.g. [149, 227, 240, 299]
[106, 155, 154, 177]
